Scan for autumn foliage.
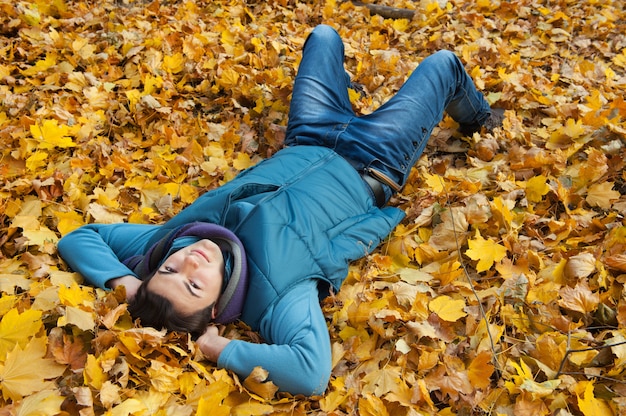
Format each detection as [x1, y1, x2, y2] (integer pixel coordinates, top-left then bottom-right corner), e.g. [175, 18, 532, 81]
[1, 0, 626, 414]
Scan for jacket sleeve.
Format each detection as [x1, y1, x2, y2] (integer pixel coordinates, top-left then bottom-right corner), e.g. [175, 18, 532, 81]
[217, 279, 332, 396]
[57, 223, 160, 289]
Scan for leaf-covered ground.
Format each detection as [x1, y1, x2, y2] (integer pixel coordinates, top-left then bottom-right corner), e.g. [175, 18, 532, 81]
[1, 0, 626, 414]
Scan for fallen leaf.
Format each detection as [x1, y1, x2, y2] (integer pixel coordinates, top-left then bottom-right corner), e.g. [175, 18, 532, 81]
[0, 308, 43, 361]
[13, 389, 65, 416]
[465, 230, 507, 272]
[429, 295, 467, 322]
[242, 366, 278, 400]
[558, 281, 600, 314]
[0, 336, 66, 401]
[586, 182, 621, 209]
[577, 381, 613, 416]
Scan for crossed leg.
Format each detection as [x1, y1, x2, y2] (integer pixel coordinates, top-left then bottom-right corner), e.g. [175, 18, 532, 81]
[285, 25, 492, 189]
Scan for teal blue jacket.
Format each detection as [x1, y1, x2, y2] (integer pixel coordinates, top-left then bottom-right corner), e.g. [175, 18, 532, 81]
[58, 145, 404, 395]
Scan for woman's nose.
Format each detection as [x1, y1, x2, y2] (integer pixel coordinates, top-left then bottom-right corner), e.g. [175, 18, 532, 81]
[184, 254, 200, 269]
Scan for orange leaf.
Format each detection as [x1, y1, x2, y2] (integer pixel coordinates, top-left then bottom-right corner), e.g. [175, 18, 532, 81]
[467, 351, 494, 389]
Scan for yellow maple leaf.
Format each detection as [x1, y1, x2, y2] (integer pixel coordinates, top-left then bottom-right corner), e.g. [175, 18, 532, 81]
[0, 294, 17, 317]
[231, 401, 275, 415]
[26, 150, 49, 172]
[143, 74, 163, 95]
[465, 230, 507, 272]
[108, 398, 145, 415]
[429, 295, 467, 322]
[162, 182, 199, 205]
[0, 336, 66, 401]
[392, 19, 410, 33]
[163, 53, 185, 74]
[125, 89, 142, 110]
[20, 54, 57, 76]
[243, 366, 279, 400]
[586, 182, 620, 209]
[14, 389, 65, 415]
[57, 306, 95, 332]
[148, 360, 183, 393]
[216, 67, 240, 90]
[491, 196, 514, 227]
[434, 260, 464, 286]
[22, 226, 59, 249]
[83, 354, 106, 390]
[362, 367, 402, 397]
[358, 394, 391, 416]
[196, 379, 232, 416]
[58, 282, 95, 308]
[347, 87, 361, 105]
[577, 381, 613, 416]
[0, 308, 43, 362]
[233, 152, 254, 171]
[30, 119, 76, 149]
[525, 175, 550, 203]
[505, 359, 534, 393]
[423, 172, 446, 193]
[562, 118, 586, 138]
[54, 210, 85, 236]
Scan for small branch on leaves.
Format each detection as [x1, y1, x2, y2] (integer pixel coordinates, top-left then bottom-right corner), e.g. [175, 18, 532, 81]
[347, 1, 417, 20]
[554, 333, 626, 379]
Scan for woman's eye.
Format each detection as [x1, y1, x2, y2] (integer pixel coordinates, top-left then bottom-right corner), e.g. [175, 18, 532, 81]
[165, 266, 176, 273]
[190, 281, 199, 289]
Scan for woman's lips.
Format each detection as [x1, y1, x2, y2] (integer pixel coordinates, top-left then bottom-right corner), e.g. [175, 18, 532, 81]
[191, 249, 209, 262]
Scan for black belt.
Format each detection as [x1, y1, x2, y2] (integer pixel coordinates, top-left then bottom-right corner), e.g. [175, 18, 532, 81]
[361, 172, 386, 207]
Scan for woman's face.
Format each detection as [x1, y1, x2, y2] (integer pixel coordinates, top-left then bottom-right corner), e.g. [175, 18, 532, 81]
[147, 239, 225, 316]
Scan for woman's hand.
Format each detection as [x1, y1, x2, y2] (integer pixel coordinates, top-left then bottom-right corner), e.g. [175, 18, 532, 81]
[196, 325, 230, 362]
[107, 275, 143, 301]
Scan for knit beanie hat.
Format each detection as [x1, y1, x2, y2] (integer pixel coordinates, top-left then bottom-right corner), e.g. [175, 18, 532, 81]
[123, 222, 249, 324]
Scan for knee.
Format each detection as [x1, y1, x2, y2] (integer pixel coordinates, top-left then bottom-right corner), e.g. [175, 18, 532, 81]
[424, 50, 463, 70]
[308, 24, 342, 45]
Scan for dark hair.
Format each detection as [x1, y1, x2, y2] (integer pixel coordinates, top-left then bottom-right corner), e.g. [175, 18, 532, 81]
[128, 275, 215, 338]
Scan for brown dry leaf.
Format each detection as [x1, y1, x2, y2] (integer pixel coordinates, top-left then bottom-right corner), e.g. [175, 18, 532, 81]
[558, 281, 600, 314]
[429, 207, 469, 251]
[242, 366, 279, 400]
[47, 327, 88, 372]
[564, 252, 597, 280]
[605, 254, 626, 272]
[586, 182, 621, 209]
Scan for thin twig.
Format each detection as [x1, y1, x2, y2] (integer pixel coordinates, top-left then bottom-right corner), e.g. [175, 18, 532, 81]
[557, 372, 626, 384]
[555, 337, 626, 379]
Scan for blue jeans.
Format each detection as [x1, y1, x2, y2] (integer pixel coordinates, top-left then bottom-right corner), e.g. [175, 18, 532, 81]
[285, 25, 491, 202]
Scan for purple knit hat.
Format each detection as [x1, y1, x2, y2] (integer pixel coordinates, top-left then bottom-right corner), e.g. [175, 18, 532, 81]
[123, 222, 249, 324]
